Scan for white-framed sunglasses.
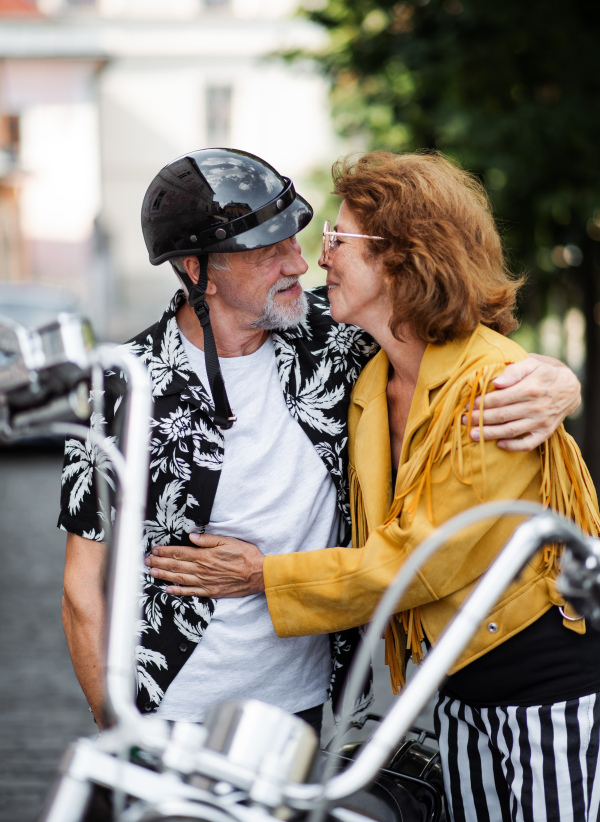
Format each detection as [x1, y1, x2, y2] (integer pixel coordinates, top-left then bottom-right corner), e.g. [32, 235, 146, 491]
[321, 220, 385, 263]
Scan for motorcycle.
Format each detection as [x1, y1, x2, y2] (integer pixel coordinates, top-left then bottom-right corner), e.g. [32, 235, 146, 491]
[1, 312, 599, 822]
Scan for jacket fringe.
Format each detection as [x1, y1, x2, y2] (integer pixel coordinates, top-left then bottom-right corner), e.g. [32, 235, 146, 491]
[349, 361, 600, 693]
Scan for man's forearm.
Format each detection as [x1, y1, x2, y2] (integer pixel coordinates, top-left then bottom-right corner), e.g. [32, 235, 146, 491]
[62, 592, 106, 726]
[63, 533, 108, 727]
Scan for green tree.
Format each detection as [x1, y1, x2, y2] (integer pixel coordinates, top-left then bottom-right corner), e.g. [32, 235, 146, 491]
[297, 0, 600, 482]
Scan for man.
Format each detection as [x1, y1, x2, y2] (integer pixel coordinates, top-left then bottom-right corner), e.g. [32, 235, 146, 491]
[60, 147, 579, 732]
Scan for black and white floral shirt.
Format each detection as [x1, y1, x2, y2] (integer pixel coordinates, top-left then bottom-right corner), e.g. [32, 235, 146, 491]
[58, 287, 378, 716]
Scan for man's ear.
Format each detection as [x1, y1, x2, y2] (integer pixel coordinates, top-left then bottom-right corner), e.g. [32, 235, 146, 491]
[184, 256, 200, 285]
[184, 256, 217, 295]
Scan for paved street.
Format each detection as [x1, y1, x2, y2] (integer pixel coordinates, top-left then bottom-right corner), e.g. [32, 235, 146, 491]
[0, 448, 434, 822]
[0, 449, 93, 822]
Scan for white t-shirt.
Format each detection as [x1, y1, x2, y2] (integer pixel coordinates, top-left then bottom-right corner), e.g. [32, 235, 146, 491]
[155, 333, 338, 722]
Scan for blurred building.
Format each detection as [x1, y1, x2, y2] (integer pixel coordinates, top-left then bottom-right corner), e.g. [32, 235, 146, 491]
[0, 0, 339, 339]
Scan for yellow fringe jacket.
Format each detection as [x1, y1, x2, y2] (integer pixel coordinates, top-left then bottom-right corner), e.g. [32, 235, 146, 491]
[263, 325, 600, 690]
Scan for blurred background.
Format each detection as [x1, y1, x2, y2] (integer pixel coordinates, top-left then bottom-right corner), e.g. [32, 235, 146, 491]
[0, 0, 345, 342]
[1, 0, 599, 460]
[0, 0, 599, 818]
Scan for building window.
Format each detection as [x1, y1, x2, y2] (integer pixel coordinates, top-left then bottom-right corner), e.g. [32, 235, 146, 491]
[206, 86, 232, 146]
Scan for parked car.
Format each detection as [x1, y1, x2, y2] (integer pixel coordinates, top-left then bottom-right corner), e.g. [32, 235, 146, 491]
[0, 281, 81, 450]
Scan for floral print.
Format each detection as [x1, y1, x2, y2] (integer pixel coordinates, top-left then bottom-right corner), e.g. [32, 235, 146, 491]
[58, 287, 377, 715]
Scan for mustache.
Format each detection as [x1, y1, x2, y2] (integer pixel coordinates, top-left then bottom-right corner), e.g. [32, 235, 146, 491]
[270, 277, 300, 295]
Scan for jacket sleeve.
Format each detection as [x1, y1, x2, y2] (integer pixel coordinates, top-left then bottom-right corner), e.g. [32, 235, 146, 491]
[264, 427, 542, 637]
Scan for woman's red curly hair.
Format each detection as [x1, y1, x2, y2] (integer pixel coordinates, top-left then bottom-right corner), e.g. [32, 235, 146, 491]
[332, 151, 523, 343]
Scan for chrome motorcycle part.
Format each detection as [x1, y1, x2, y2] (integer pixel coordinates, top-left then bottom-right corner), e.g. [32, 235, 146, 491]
[202, 699, 319, 808]
[559, 535, 600, 628]
[322, 723, 444, 822]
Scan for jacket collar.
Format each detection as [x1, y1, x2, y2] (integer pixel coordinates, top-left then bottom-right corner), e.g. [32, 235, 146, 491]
[351, 332, 479, 530]
[352, 332, 478, 407]
[351, 349, 393, 532]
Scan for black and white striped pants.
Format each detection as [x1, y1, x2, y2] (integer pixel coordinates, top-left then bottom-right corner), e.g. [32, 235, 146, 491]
[433, 691, 600, 822]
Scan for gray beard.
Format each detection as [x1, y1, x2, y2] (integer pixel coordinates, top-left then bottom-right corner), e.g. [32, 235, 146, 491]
[251, 277, 308, 330]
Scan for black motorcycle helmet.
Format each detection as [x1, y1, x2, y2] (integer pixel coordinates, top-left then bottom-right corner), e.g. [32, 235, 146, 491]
[140, 148, 313, 430]
[141, 147, 313, 263]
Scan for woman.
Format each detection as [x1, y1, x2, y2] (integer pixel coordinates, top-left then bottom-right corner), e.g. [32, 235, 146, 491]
[152, 152, 600, 820]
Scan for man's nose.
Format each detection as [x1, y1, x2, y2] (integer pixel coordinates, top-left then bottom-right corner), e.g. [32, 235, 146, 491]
[282, 238, 308, 276]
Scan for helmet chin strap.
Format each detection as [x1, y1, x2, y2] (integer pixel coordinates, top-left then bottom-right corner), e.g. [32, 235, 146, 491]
[185, 256, 236, 431]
